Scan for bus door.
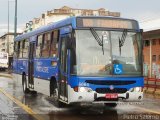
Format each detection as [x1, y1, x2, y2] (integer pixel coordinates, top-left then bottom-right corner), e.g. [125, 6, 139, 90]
[59, 34, 70, 102]
[28, 42, 35, 89]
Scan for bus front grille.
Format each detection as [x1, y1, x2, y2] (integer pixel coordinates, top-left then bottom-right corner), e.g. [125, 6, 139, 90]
[86, 80, 136, 85]
[95, 88, 127, 94]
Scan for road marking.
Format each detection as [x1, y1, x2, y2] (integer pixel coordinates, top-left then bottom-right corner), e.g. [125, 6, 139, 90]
[0, 88, 44, 120]
[136, 106, 160, 115]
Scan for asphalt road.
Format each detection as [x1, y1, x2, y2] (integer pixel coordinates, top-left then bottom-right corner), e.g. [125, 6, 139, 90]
[0, 75, 160, 120]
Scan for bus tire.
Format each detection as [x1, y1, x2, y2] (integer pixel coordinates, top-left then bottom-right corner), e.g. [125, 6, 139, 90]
[50, 80, 64, 107]
[22, 74, 30, 94]
[105, 103, 117, 108]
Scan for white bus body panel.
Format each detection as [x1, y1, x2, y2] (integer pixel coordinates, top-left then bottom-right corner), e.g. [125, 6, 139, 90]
[34, 78, 50, 96]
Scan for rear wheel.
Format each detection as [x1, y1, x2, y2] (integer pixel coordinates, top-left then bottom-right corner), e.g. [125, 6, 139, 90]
[22, 74, 30, 94]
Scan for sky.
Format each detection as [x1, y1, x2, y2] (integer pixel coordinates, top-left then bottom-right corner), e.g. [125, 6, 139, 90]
[0, 0, 160, 35]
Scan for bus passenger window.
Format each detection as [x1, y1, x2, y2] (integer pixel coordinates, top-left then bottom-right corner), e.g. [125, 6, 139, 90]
[41, 33, 51, 58]
[36, 35, 43, 58]
[50, 30, 59, 57]
[14, 42, 19, 58]
[23, 39, 29, 58]
[19, 41, 23, 58]
[17, 41, 20, 58]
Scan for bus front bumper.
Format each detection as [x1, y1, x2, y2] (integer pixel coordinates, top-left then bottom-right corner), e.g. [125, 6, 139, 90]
[68, 86, 143, 104]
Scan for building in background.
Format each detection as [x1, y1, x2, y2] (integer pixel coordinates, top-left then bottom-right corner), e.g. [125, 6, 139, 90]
[143, 29, 160, 78]
[24, 6, 120, 33]
[141, 18, 160, 78]
[0, 32, 21, 68]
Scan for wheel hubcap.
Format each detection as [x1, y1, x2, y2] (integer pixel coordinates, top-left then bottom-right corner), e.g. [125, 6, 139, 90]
[53, 88, 58, 101]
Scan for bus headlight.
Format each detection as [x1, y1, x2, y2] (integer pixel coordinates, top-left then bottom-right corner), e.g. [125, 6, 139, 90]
[134, 87, 141, 92]
[79, 87, 93, 92]
[130, 87, 142, 92]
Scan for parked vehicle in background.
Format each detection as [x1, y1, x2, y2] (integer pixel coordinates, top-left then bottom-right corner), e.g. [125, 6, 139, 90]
[0, 52, 8, 71]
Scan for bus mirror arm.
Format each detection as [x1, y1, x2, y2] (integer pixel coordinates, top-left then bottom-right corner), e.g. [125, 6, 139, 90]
[66, 38, 75, 49]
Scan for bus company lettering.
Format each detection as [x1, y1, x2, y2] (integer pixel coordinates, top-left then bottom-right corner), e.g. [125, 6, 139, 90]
[36, 66, 49, 73]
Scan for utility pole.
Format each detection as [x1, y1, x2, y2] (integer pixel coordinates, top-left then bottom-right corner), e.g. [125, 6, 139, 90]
[7, 0, 10, 54]
[149, 40, 152, 77]
[14, 0, 17, 38]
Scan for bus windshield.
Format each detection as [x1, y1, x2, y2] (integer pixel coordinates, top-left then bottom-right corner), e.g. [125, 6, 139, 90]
[71, 29, 142, 76]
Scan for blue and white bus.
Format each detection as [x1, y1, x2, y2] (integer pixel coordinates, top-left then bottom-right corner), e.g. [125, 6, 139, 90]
[12, 16, 143, 107]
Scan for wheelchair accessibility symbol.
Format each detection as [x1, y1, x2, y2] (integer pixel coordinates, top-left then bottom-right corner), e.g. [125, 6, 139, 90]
[114, 64, 123, 75]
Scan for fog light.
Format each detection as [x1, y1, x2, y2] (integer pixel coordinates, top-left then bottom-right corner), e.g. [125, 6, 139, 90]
[79, 87, 86, 92]
[79, 87, 93, 92]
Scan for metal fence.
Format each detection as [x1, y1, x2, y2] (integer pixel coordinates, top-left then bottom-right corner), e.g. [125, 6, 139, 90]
[144, 78, 160, 93]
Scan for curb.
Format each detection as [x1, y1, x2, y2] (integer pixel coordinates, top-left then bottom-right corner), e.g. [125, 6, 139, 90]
[0, 73, 13, 78]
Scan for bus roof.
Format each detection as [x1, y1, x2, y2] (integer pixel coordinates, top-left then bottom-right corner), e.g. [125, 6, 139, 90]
[15, 16, 139, 41]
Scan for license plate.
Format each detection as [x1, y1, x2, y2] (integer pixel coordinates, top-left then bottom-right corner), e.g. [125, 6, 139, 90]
[105, 94, 118, 99]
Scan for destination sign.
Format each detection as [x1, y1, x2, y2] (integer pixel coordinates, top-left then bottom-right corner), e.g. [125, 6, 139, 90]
[77, 18, 138, 29]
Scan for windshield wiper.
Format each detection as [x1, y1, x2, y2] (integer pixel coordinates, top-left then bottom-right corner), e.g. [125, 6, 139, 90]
[90, 28, 104, 55]
[119, 29, 127, 55]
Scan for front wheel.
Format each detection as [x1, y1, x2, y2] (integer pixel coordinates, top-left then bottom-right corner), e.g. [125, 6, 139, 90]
[50, 85, 64, 108]
[22, 74, 30, 94]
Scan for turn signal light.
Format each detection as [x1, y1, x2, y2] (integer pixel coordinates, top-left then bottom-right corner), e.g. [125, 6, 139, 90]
[74, 86, 78, 92]
[51, 61, 57, 66]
